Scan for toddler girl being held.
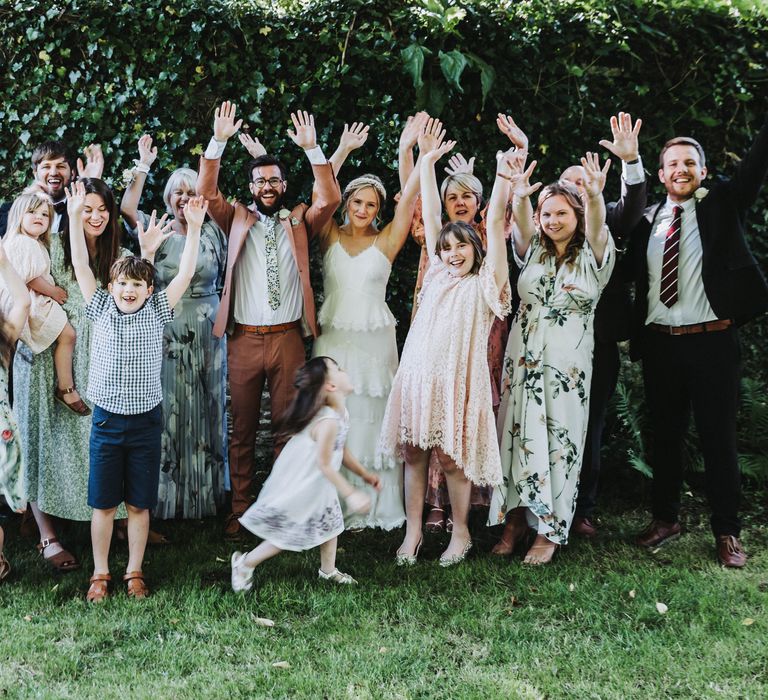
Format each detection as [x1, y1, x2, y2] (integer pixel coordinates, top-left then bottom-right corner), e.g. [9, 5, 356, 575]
[3, 188, 88, 415]
[231, 357, 381, 591]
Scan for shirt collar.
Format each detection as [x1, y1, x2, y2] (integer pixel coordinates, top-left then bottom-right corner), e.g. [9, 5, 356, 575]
[663, 196, 697, 216]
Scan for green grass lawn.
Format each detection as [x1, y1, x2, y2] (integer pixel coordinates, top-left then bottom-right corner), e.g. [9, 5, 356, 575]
[1, 491, 766, 700]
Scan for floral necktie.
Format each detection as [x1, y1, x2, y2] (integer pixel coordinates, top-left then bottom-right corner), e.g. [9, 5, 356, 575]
[264, 215, 281, 310]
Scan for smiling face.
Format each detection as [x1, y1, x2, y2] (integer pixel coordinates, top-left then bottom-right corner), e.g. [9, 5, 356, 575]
[21, 205, 51, 240]
[439, 231, 477, 277]
[658, 144, 707, 202]
[169, 179, 196, 224]
[345, 185, 379, 229]
[34, 156, 72, 200]
[82, 193, 110, 237]
[443, 183, 480, 224]
[108, 274, 153, 314]
[538, 194, 579, 246]
[249, 164, 287, 215]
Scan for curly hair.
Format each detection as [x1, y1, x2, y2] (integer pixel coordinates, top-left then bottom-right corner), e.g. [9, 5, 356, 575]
[535, 181, 585, 269]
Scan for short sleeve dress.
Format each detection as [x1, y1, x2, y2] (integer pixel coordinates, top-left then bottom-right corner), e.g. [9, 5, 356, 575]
[490, 233, 615, 544]
[238, 406, 348, 551]
[378, 257, 512, 486]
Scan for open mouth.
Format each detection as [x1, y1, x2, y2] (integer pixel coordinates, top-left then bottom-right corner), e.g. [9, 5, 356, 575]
[47, 177, 62, 187]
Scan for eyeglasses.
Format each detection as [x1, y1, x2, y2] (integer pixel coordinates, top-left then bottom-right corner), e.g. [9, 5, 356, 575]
[252, 177, 284, 189]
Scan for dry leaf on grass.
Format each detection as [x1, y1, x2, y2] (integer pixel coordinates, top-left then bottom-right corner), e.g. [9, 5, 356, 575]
[742, 618, 754, 626]
[379, 647, 388, 654]
[215, 556, 227, 563]
[272, 661, 291, 669]
[656, 602, 668, 614]
[629, 590, 636, 599]
[253, 617, 275, 627]
[568, 583, 575, 592]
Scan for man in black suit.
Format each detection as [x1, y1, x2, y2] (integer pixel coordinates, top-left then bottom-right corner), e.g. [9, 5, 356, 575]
[559, 113, 647, 538]
[627, 118, 768, 567]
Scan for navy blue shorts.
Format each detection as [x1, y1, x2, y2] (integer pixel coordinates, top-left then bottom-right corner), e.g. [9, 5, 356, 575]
[88, 404, 163, 510]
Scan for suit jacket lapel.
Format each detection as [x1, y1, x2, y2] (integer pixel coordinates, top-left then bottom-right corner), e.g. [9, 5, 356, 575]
[279, 216, 298, 262]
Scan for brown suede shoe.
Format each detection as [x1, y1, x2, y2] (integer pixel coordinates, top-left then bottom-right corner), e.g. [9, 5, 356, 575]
[224, 512, 244, 540]
[716, 535, 747, 568]
[636, 519, 681, 548]
[571, 516, 598, 538]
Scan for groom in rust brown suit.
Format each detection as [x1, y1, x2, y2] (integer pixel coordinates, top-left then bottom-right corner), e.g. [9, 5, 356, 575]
[197, 102, 340, 538]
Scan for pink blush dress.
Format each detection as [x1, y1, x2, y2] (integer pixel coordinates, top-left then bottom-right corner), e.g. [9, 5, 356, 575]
[378, 256, 512, 486]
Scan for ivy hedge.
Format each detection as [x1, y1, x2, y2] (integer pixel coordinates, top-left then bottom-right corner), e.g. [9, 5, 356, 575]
[1, 0, 767, 475]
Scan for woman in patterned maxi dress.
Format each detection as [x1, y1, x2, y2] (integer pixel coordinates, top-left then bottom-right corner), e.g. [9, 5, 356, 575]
[490, 153, 615, 565]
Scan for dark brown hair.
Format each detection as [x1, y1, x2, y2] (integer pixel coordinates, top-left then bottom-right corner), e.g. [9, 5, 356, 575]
[109, 256, 156, 285]
[62, 178, 122, 287]
[658, 137, 706, 168]
[435, 221, 485, 275]
[535, 181, 585, 269]
[31, 140, 74, 170]
[275, 357, 335, 441]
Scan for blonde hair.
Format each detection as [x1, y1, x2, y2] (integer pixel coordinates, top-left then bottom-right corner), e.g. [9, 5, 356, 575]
[440, 173, 483, 211]
[5, 187, 54, 248]
[163, 167, 198, 215]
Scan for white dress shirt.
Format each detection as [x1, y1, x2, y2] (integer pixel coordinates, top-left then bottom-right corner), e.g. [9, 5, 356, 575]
[646, 196, 718, 325]
[622, 158, 645, 186]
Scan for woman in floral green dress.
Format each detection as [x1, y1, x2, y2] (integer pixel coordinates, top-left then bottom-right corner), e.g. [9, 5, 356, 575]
[121, 137, 227, 519]
[490, 153, 615, 565]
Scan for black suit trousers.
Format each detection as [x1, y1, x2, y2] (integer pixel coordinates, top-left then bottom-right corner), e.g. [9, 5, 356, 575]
[641, 326, 741, 536]
[575, 339, 620, 518]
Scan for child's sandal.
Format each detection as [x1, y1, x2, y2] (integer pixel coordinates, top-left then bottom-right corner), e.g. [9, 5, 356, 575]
[230, 551, 254, 592]
[318, 568, 357, 585]
[86, 573, 111, 603]
[124, 571, 149, 599]
[54, 386, 92, 417]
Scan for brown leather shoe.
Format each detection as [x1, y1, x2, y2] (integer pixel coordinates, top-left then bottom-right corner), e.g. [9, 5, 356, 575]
[224, 512, 244, 540]
[636, 519, 681, 548]
[716, 535, 747, 568]
[571, 516, 598, 538]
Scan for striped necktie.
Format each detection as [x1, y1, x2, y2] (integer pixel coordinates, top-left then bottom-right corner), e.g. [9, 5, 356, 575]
[659, 205, 683, 307]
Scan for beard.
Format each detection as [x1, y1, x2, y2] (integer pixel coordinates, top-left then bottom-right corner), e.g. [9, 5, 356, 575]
[253, 190, 285, 216]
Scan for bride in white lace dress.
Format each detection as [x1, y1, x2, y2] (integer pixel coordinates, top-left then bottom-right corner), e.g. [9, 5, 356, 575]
[312, 119, 424, 529]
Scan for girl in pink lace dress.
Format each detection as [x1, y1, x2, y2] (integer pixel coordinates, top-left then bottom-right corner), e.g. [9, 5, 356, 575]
[378, 133, 513, 566]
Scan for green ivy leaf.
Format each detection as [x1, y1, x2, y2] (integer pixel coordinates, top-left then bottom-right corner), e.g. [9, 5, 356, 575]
[438, 49, 467, 93]
[400, 43, 431, 89]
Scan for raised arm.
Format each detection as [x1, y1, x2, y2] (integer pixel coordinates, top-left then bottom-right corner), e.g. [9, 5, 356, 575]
[287, 111, 342, 236]
[507, 157, 541, 259]
[420, 130, 456, 257]
[164, 196, 205, 309]
[0, 239, 31, 345]
[398, 112, 429, 191]
[328, 122, 369, 176]
[380, 150, 424, 261]
[65, 182, 97, 303]
[120, 134, 158, 229]
[581, 152, 611, 265]
[197, 100, 243, 235]
[486, 151, 518, 290]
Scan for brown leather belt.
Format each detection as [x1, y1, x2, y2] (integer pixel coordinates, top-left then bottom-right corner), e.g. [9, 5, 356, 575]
[234, 321, 300, 335]
[648, 319, 733, 336]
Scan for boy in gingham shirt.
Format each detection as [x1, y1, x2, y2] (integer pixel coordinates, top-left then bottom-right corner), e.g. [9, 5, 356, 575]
[66, 181, 206, 602]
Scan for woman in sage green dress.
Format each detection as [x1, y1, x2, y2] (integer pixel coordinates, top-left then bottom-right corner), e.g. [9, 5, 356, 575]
[121, 136, 227, 519]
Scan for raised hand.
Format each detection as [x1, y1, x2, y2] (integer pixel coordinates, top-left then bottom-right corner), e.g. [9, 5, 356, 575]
[287, 111, 317, 150]
[338, 122, 370, 154]
[580, 152, 611, 198]
[444, 152, 475, 176]
[213, 101, 243, 142]
[238, 132, 267, 158]
[65, 181, 86, 218]
[423, 139, 457, 165]
[77, 144, 104, 179]
[496, 114, 529, 152]
[418, 117, 447, 154]
[137, 210, 174, 258]
[399, 111, 429, 151]
[499, 154, 542, 198]
[184, 196, 209, 230]
[137, 134, 158, 167]
[598, 112, 641, 162]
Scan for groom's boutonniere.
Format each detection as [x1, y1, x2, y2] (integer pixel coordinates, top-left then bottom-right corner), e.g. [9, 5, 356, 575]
[278, 208, 291, 220]
[693, 187, 709, 201]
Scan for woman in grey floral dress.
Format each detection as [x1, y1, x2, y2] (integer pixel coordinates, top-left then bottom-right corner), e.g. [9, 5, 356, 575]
[15, 178, 127, 571]
[121, 136, 227, 519]
[490, 153, 615, 565]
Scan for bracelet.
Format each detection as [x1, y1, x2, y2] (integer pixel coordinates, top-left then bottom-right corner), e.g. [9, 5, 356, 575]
[133, 161, 151, 174]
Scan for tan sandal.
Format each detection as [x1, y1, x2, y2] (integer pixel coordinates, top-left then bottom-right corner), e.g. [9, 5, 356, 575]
[124, 571, 149, 599]
[86, 573, 111, 603]
[37, 537, 81, 572]
[0, 552, 10, 582]
[54, 386, 92, 417]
